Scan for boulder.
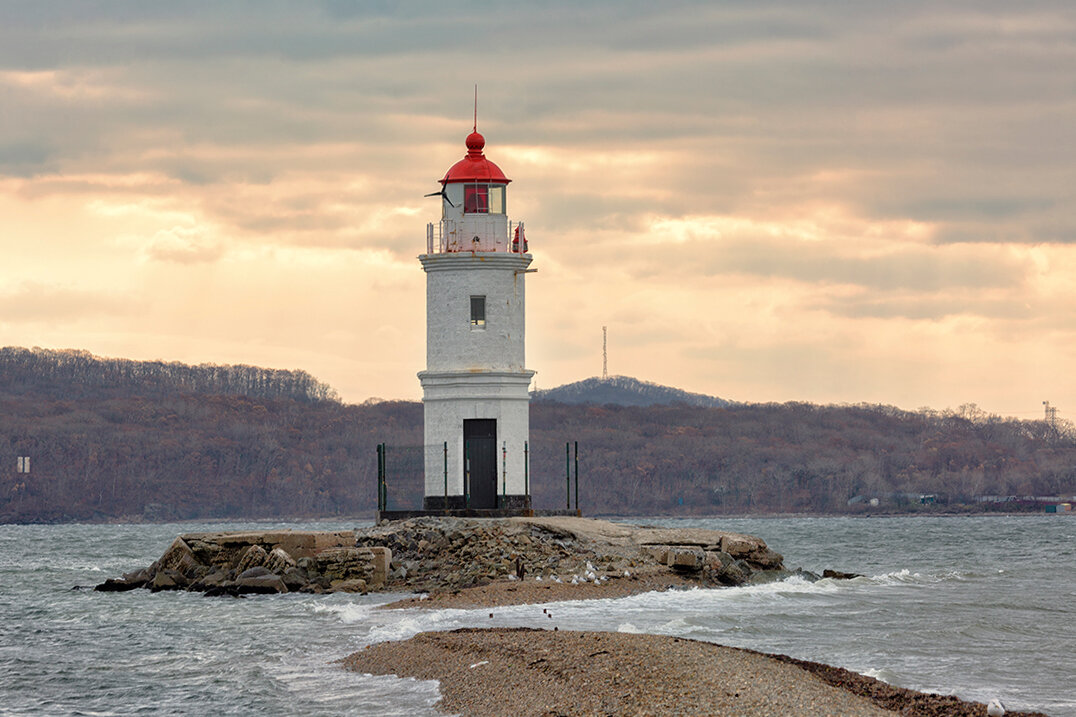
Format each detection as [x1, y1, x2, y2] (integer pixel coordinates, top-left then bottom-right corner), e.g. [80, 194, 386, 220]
[235, 573, 288, 594]
[235, 544, 269, 573]
[191, 569, 229, 590]
[315, 546, 391, 586]
[669, 547, 705, 572]
[822, 569, 862, 580]
[281, 566, 311, 591]
[720, 534, 767, 559]
[747, 547, 784, 570]
[158, 537, 200, 575]
[150, 569, 182, 592]
[237, 566, 273, 581]
[94, 577, 144, 592]
[265, 547, 296, 574]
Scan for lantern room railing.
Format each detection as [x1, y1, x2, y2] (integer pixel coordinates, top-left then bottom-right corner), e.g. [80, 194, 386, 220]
[426, 219, 528, 254]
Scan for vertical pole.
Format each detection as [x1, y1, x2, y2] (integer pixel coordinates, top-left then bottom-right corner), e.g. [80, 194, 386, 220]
[464, 442, 470, 509]
[524, 441, 529, 499]
[502, 440, 507, 508]
[443, 441, 448, 510]
[383, 441, 391, 508]
[565, 442, 570, 509]
[377, 443, 385, 512]
[574, 441, 579, 515]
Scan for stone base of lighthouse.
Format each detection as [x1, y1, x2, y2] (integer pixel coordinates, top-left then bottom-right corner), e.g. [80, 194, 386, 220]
[418, 369, 534, 513]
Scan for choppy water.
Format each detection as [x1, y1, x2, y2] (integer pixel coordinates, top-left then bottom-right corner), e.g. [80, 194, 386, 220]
[0, 515, 1072, 716]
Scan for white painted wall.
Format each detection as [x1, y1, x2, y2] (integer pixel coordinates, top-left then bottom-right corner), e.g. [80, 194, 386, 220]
[419, 251, 535, 501]
[421, 253, 531, 372]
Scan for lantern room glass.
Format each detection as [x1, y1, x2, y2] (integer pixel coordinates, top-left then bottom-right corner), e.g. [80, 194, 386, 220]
[462, 184, 505, 215]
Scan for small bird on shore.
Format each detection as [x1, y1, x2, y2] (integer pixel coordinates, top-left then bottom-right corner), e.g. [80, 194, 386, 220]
[987, 698, 1006, 716]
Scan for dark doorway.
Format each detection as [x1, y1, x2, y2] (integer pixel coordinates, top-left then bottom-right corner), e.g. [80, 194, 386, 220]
[464, 419, 497, 508]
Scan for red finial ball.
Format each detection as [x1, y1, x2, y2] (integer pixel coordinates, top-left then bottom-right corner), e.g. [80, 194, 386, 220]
[466, 131, 485, 154]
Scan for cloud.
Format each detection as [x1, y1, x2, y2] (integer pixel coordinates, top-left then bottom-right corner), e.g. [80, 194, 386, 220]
[1, 1, 1075, 411]
[141, 227, 223, 264]
[0, 283, 131, 322]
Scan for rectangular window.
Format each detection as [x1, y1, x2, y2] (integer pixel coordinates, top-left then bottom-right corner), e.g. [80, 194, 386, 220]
[470, 295, 486, 327]
[464, 184, 489, 214]
[488, 185, 505, 214]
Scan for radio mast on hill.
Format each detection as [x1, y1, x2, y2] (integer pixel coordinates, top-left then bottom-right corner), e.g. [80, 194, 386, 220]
[1043, 401, 1059, 431]
[602, 326, 608, 380]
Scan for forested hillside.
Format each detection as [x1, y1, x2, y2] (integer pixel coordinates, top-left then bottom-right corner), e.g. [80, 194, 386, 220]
[2, 348, 1074, 523]
[0, 347, 337, 403]
[533, 375, 731, 408]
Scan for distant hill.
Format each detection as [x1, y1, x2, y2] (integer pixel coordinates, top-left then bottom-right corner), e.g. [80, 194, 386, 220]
[2, 347, 1074, 523]
[0, 346, 338, 403]
[533, 375, 731, 408]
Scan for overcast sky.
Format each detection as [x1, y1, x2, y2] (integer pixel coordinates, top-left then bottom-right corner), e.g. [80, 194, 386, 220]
[2, 1, 1074, 417]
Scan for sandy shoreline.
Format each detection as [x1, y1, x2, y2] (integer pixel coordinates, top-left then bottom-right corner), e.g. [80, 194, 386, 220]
[344, 627, 1050, 717]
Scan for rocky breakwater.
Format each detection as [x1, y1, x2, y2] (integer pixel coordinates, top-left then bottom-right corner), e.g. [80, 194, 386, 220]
[95, 517, 814, 600]
[356, 516, 795, 597]
[95, 530, 390, 596]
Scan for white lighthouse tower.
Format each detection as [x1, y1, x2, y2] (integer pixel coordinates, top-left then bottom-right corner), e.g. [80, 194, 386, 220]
[419, 126, 534, 513]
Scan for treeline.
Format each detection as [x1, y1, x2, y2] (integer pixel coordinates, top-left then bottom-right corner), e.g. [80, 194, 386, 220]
[528, 402, 1076, 515]
[0, 347, 338, 403]
[2, 371, 1074, 522]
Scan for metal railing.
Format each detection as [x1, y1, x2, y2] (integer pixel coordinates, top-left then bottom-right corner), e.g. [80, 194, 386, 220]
[426, 219, 527, 254]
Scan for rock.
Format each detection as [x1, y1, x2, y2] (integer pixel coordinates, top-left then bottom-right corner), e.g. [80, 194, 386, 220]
[822, 569, 862, 580]
[669, 548, 705, 572]
[747, 547, 784, 570]
[712, 559, 750, 586]
[315, 547, 391, 587]
[191, 569, 229, 590]
[265, 547, 297, 574]
[235, 573, 288, 594]
[281, 566, 310, 591]
[235, 544, 269, 573]
[641, 545, 671, 564]
[94, 577, 145, 592]
[150, 570, 181, 592]
[236, 566, 273, 581]
[720, 534, 766, 560]
[330, 578, 367, 593]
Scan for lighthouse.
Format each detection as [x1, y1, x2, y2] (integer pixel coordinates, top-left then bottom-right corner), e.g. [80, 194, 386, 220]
[418, 127, 534, 513]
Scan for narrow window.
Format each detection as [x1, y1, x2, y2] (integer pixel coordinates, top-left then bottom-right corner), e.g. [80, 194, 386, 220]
[464, 184, 489, 214]
[488, 185, 505, 214]
[470, 295, 486, 327]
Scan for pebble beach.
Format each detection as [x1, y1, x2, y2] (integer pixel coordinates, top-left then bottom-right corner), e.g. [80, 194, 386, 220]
[345, 627, 1050, 717]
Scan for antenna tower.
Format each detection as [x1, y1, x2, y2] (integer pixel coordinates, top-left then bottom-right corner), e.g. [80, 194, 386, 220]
[602, 326, 608, 380]
[1043, 400, 1059, 431]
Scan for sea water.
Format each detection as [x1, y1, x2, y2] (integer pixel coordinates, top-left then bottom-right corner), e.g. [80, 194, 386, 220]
[0, 515, 1072, 716]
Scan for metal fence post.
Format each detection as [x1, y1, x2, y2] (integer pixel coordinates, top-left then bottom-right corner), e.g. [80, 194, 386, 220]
[574, 441, 579, 514]
[377, 443, 386, 512]
[565, 442, 570, 509]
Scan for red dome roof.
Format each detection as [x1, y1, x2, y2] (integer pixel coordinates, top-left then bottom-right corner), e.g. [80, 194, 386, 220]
[440, 131, 511, 185]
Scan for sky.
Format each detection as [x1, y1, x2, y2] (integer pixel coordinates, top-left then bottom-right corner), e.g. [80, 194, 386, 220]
[1, 1, 1074, 418]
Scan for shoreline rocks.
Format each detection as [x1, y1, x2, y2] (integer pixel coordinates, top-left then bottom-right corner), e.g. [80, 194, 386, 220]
[95, 516, 833, 599]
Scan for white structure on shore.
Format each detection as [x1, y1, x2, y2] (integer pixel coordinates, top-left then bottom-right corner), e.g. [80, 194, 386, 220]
[418, 128, 534, 512]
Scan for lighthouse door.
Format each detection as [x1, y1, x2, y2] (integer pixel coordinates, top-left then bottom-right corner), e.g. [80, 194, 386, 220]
[464, 419, 497, 509]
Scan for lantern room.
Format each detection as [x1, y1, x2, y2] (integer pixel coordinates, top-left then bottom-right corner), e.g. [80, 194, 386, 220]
[427, 130, 526, 254]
